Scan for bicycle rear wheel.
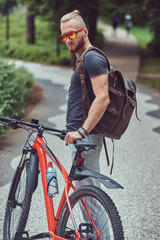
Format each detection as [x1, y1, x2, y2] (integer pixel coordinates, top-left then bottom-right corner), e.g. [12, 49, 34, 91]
[57, 185, 124, 240]
[3, 160, 33, 240]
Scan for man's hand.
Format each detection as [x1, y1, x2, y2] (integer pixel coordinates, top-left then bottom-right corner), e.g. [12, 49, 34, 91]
[64, 131, 83, 144]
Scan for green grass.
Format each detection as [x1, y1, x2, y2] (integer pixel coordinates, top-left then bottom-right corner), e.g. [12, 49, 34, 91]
[140, 58, 160, 74]
[129, 25, 160, 91]
[130, 26, 153, 49]
[138, 57, 160, 91]
[137, 78, 160, 91]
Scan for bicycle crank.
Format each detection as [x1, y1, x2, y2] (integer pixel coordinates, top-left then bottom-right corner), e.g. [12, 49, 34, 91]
[79, 223, 96, 240]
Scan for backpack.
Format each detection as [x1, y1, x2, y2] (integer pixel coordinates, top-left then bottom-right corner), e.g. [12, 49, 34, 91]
[76, 46, 139, 140]
[76, 47, 140, 173]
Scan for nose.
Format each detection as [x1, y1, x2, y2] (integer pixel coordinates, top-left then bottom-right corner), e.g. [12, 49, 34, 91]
[66, 36, 72, 42]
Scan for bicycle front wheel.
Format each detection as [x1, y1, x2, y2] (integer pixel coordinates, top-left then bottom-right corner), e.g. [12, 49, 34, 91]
[3, 160, 33, 240]
[57, 185, 124, 240]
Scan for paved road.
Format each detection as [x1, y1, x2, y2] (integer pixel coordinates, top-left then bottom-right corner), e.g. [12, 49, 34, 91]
[0, 23, 160, 239]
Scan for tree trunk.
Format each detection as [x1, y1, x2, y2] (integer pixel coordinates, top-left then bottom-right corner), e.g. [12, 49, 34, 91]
[26, 7, 35, 44]
[88, 1, 99, 45]
[56, 24, 60, 57]
[6, 14, 9, 49]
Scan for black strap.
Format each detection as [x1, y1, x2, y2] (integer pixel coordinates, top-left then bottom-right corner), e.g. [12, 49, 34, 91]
[103, 137, 115, 175]
[110, 139, 115, 175]
[103, 137, 110, 166]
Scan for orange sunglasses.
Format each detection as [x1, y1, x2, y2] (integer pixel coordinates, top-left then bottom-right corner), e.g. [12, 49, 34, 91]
[59, 28, 85, 42]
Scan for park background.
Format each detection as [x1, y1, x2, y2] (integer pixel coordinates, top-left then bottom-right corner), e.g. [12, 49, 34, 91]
[0, 0, 160, 124]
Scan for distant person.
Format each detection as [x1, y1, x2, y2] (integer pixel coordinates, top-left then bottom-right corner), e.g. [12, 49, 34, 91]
[124, 15, 132, 36]
[112, 15, 120, 37]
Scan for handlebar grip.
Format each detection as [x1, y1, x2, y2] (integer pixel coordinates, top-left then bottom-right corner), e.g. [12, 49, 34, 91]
[0, 116, 11, 123]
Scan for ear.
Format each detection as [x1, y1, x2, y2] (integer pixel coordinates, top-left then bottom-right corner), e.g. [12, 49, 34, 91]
[84, 28, 88, 37]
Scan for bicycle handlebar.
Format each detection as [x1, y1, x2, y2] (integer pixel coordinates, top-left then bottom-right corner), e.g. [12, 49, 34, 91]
[0, 116, 66, 136]
[0, 116, 97, 151]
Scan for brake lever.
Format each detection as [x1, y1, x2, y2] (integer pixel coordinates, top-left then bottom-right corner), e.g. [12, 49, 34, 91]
[0, 121, 18, 128]
[58, 133, 66, 140]
[9, 120, 19, 129]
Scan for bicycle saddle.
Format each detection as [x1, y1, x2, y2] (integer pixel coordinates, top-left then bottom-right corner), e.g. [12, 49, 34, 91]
[75, 139, 97, 150]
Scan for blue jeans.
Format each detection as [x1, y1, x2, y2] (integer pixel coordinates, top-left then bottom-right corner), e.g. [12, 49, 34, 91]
[69, 134, 103, 188]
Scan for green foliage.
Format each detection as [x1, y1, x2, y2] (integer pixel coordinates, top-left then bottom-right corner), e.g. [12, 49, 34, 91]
[0, 8, 71, 65]
[144, 0, 160, 56]
[137, 78, 160, 91]
[95, 28, 104, 48]
[140, 57, 160, 74]
[99, 0, 160, 56]
[130, 26, 153, 49]
[100, 0, 145, 25]
[99, 0, 118, 19]
[0, 58, 34, 135]
[0, 0, 17, 15]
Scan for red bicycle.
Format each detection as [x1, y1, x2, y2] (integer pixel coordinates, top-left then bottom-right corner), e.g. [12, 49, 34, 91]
[0, 117, 124, 240]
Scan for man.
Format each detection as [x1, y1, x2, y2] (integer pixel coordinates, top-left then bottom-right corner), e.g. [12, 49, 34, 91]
[59, 10, 110, 187]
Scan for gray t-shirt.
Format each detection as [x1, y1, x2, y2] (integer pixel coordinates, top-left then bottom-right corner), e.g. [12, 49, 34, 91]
[66, 50, 108, 132]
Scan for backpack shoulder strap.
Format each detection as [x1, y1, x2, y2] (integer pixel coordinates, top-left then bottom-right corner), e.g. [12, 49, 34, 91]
[76, 49, 91, 120]
[87, 46, 111, 72]
[76, 46, 111, 120]
[76, 46, 111, 71]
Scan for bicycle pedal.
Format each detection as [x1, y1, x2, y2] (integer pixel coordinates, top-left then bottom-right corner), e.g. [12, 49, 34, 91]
[15, 231, 50, 239]
[64, 230, 76, 239]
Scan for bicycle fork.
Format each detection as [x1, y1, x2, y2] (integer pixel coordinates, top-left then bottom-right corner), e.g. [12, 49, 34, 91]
[7, 146, 39, 206]
[7, 147, 30, 206]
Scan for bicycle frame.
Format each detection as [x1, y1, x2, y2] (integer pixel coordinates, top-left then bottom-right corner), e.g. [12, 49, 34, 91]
[31, 134, 123, 239]
[31, 134, 79, 239]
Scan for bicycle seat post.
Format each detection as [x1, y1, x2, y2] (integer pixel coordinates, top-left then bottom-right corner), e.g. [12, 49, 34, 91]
[68, 148, 83, 180]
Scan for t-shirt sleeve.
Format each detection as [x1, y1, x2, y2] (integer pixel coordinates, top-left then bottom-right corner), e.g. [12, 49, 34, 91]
[84, 50, 108, 78]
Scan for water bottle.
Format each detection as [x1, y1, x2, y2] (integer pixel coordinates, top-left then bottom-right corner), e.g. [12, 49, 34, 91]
[46, 161, 59, 197]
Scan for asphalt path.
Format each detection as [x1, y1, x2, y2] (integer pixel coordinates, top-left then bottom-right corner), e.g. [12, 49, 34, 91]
[0, 23, 160, 239]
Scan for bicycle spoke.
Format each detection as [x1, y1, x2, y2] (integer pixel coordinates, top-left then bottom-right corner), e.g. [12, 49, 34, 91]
[57, 186, 124, 240]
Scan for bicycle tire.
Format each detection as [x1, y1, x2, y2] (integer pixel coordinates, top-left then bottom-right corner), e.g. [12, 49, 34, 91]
[3, 160, 33, 240]
[57, 185, 124, 240]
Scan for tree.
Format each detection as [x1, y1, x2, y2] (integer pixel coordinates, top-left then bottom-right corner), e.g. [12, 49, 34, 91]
[0, 0, 17, 48]
[19, 0, 99, 56]
[26, 6, 35, 44]
[145, 0, 160, 56]
[38, 0, 68, 56]
[67, 0, 99, 45]
[18, 0, 44, 44]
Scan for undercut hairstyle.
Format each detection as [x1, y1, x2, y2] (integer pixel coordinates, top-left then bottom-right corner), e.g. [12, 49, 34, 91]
[60, 10, 82, 23]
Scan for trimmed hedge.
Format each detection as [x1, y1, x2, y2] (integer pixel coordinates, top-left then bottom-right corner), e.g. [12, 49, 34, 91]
[0, 58, 34, 134]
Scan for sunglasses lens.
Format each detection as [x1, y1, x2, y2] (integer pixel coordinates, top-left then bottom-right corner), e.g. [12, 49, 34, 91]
[59, 29, 80, 42]
[68, 32, 76, 39]
[59, 35, 66, 42]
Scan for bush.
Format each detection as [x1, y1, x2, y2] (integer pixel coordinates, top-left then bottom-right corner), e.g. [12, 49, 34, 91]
[0, 58, 34, 134]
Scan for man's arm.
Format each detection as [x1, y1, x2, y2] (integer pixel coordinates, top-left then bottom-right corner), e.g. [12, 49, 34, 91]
[64, 74, 110, 144]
